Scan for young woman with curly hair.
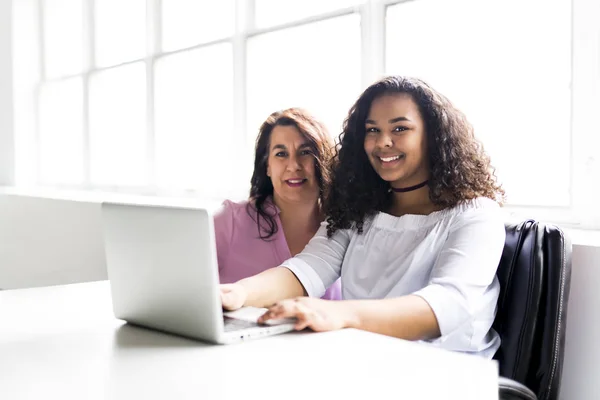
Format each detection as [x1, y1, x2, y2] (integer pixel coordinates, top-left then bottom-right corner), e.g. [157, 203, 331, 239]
[220, 77, 506, 357]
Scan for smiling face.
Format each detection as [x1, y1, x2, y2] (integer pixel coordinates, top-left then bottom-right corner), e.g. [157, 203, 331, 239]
[267, 124, 320, 205]
[363, 93, 430, 188]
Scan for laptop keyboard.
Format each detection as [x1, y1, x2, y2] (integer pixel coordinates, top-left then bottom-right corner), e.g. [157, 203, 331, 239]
[223, 317, 262, 332]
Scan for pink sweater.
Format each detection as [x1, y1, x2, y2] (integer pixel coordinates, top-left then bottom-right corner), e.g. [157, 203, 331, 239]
[214, 199, 341, 300]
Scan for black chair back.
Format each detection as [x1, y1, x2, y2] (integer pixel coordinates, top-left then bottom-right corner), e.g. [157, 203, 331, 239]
[493, 220, 572, 400]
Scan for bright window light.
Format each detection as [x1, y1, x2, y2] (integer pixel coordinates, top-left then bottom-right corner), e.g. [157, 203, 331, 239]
[387, 0, 572, 207]
[154, 44, 234, 198]
[39, 78, 84, 184]
[89, 62, 147, 186]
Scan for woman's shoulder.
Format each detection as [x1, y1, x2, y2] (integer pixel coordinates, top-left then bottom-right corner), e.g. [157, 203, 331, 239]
[445, 197, 505, 233]
[216, 199, 258, 222]
[453, 196, 501, 212]
[220, 198, 250, 212]
[437, 196, 499, 219]
[217, 197, 281, 229]
[442, 197, 502, 220]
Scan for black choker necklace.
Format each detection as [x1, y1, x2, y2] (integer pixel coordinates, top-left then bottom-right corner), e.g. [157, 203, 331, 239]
[391, 180, 429, 193]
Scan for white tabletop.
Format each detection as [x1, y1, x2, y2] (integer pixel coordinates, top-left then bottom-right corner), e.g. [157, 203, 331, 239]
[0, 281, 498, 400]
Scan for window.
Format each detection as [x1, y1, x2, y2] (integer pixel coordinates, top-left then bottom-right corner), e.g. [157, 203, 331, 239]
[161, 0, 235, 52]
[254, 0, 359, 28]
[387, 0, 571, 207]
[89, 63, 147, 186]
[247, 14, 361, 146]
[42, 0, 83, 78]
[154, 44, 234, 197]
[94, 0, 146, 67]
[385, 0, 600, 228]
[38, 78, 84, 185]
[10, 0, 600, 227]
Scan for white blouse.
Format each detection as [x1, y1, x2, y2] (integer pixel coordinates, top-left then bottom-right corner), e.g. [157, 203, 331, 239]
[282, 197, 506, 358]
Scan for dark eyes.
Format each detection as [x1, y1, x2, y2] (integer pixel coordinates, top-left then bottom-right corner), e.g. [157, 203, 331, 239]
[365, 126, 408, 134]
[275, 149, 313, 157]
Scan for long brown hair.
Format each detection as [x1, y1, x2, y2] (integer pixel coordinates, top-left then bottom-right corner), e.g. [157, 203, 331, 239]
[248, 108, 334, 239]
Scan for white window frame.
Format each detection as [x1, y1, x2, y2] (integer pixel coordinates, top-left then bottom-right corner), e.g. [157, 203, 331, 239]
[1, 0, 15, 186]
[6, 0, 600, 229]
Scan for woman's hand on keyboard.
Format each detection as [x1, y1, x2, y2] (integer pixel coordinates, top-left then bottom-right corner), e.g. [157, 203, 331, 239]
[258, 297, 356, 332]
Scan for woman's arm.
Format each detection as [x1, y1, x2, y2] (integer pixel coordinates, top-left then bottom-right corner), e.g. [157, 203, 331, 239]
[236, 267, 306, 308]
[221, 223, 351, 310]
[258, 295, 439, 340]
[280, 223, 351, 298]
[260, 206, 505, 343]
[343, 296, 440, 340]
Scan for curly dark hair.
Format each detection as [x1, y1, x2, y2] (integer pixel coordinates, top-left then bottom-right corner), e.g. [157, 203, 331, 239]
[248, 108, 334, 240]
[325, 76, 505, 237]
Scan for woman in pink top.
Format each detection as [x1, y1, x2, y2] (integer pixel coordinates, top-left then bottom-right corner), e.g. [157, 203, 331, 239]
[214, 108, 341, 300]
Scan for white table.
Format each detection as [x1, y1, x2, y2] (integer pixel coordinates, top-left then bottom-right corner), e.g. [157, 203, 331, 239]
[0, 281, 499, 399]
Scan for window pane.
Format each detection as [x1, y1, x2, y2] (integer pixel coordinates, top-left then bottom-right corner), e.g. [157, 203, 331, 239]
[43, 0, 83, 78]
[255, 0, 359, 28]
[247, 15, 361, 154]
[161, 0, 234, 52]
[155, 44, 234, 198]
[13, 0, 40, 186]
[95, 0, 146, 67]
[39, 78, 83, 184]
[386, 0, 571, 207]
[89, 63, 147, 186]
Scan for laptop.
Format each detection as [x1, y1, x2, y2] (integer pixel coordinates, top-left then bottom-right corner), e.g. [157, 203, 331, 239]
[100, 200, 296, 344]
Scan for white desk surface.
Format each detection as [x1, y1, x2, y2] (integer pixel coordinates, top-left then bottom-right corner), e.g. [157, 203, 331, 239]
[0, 281, 498, 400]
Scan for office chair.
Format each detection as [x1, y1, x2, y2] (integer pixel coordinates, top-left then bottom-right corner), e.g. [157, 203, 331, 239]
[494, 220, 572, 400]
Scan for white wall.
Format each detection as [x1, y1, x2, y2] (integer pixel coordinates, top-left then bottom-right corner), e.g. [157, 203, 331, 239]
[0, 190, 224, 289]
[0, 194, 107, 289]
[560, 244, 600, 400]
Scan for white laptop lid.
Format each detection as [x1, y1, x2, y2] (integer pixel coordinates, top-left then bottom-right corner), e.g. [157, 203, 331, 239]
[101, 201, 224, 342]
